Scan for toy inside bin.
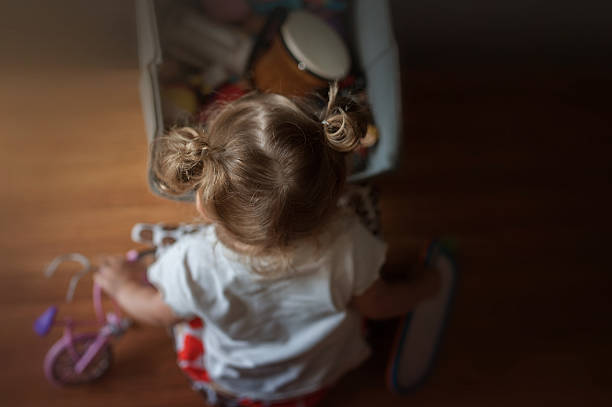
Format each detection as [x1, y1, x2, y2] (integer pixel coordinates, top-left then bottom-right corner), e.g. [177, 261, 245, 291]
[136, 0, 401, 201]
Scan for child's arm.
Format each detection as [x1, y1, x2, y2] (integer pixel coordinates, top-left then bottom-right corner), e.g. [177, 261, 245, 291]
[350, 265, 441, 320]
[94, 255, 181, 327]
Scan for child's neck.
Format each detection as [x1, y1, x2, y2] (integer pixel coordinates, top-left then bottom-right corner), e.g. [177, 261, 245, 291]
[215, 225, 300, 262]
[215, 225, 261, 256]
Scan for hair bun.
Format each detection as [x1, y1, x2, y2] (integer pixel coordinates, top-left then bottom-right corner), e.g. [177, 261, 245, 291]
[152, 126, 211, 196]
[321, 82, 367, 153]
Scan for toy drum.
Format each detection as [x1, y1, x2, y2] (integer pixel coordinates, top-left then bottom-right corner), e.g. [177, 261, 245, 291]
[253, 10, 351, 96]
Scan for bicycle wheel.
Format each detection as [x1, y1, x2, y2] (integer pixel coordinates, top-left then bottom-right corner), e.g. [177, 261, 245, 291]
[45, 333, 112, 386]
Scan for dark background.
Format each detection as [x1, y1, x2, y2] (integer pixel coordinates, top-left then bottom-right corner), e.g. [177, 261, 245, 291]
[1, 1, 610, 406]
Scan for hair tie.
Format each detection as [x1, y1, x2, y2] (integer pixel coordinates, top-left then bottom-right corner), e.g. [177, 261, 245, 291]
[321, 120, 329, 126]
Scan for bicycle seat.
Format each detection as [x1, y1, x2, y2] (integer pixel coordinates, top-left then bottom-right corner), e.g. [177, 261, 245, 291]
[34, 306, 57, 336]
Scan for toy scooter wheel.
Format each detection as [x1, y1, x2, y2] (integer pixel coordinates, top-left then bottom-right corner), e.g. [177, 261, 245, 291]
[45, 334, 112, 386]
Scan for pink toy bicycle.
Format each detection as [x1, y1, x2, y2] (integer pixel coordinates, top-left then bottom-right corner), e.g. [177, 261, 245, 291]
[33, 252, 146, 386]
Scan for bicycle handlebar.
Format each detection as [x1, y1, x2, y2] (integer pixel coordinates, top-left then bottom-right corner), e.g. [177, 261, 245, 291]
[45, 250, 151, 324]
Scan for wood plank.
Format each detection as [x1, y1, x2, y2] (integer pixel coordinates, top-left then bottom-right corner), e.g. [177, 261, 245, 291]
[1, 1, 610, 406]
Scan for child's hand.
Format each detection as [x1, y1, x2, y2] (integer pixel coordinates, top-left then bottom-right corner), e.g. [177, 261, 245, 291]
[94, 255, 179, 326]
[94, 255, 143, 298]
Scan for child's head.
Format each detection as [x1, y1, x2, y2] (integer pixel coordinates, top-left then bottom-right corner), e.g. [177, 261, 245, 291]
[153, 83, 367, 255]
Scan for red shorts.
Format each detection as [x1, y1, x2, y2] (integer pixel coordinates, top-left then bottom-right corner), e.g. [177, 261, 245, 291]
[174, 317, 327, 407]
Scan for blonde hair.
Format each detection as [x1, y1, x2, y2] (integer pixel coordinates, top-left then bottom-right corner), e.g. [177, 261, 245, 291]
[153, 83, 367, 264]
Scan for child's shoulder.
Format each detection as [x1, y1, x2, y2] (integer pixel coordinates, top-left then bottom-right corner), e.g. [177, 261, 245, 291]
[157, 223, 220, 260]
[301, 212, 385, 264]
[327, 211, 382, 243]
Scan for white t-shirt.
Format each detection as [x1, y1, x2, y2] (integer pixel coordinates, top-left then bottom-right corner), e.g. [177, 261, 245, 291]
[147, 215, 387, 400]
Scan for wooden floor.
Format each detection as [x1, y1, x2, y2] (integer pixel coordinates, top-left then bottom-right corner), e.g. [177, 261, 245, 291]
[1, 2, 611, 406]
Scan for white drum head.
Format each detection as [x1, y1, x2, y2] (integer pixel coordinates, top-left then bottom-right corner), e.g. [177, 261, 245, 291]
[281, 10, 351, 80]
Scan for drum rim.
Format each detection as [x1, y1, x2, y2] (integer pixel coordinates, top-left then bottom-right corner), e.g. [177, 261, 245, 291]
[277, 35, 332, 83]
[280, 10, 350, 81]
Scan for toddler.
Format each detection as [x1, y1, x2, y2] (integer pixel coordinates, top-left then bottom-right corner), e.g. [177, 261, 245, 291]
[95, 83, 440, 406]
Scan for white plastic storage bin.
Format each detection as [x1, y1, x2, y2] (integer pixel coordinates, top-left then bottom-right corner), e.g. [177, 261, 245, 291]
[135, 0, 401, 201]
